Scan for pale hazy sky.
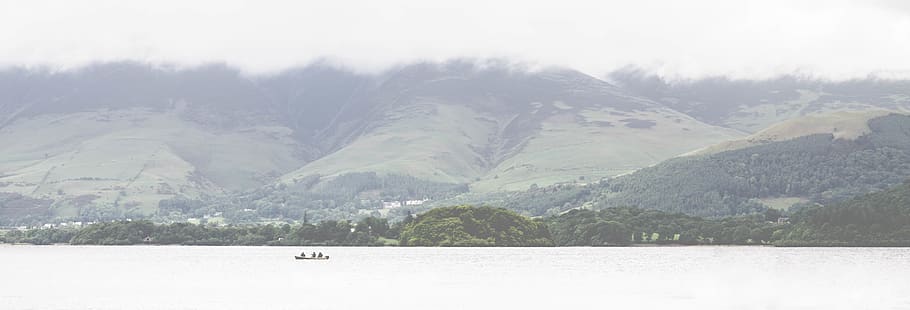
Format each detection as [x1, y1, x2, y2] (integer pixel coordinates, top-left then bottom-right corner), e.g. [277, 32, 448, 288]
[2, 0, 909, 79]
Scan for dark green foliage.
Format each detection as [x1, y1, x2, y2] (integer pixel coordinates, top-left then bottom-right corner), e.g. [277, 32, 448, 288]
[573, 114, 910, 217]
[434, 115, 910, 220]
[500, 184, 592, 216]
[776, 181, 910, 246]
[355, 217, 393, 238]
[399, 205, 553, 246]
[57, 217, 398, 246]
[546, 206, 777, 246]
[0, 228, 76, 245]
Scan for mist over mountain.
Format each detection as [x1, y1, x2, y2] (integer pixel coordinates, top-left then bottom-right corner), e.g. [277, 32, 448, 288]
[609, 68, 910, 132]
[1, 60, 909, 224]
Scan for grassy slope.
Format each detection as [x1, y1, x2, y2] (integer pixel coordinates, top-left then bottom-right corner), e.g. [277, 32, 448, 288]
[472, 106, 744, 192]
[281, 98, 745, 193]
[281, 101, 498, 184]
[590, 113, 910, 216]
[721, 90, 910, 133]
[719, 89, 823, 132]
[692, 110, 894, 155]
[492, 112, 910, 217]
[0, 109, 307, 215]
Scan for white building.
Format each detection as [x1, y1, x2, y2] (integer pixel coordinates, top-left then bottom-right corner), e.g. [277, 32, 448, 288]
[405, 199, 429, 206]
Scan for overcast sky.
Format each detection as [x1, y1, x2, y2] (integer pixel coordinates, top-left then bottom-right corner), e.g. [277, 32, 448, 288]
[2, 0, 909, 80]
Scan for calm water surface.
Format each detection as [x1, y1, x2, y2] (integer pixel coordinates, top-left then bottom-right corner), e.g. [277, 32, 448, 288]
[1, 246, 909, 310]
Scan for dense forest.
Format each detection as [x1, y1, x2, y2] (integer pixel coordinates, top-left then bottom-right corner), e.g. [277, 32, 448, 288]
[777, 181, 910, 246]
[549, 181, 910, 247]
[503, 114, 910, 217]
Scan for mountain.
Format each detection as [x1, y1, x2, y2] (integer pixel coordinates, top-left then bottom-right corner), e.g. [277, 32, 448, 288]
[278, 63, 743, 192]
[3, 61, 910, 224]
[503, 113, 910, 217]
[0, 61, 741, 224]
[609, 69, 910, 133]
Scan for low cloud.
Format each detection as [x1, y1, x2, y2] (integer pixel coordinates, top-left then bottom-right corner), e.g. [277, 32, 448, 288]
[1, 0, 909, 80]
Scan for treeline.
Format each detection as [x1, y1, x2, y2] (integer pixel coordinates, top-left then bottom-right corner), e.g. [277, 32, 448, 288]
[6, 182, 910, 247]
[1, 217, 403, 246]
[2, 205, 777, 247]
[550, 181, 910, 247]
[548, 207, 782, 246]
[0, 227, 77, 245]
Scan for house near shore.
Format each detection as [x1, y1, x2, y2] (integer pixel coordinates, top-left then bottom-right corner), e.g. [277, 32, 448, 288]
[382, 198, 430, 209]
[405, 199, 429, 206]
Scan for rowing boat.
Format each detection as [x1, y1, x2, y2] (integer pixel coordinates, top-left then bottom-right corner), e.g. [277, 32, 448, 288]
[295, 255, 329, 260]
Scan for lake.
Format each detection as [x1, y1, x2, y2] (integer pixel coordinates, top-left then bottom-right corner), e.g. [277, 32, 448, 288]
[1, 246, 909, 310]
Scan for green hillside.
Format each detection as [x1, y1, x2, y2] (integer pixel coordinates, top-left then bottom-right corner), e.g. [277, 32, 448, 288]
[4, 62, 910, 225]
[690, 110, 892, 155]
[471, 107, 742, 191]
[590, 113, 910, 217]
[499, 113, 910, 217]
[0, 109, 307, 219]
[280, 63, 743, 193]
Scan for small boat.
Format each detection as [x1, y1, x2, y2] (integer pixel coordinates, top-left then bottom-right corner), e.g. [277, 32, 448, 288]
[295, 255, 329, 260]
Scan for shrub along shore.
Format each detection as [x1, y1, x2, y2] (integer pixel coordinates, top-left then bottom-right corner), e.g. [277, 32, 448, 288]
[4, 198, 909, 247]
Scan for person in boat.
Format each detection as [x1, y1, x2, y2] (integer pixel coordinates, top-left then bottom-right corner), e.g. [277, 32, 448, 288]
[300, 251, 306, 257]
[318, 252, 323, 258]
[311, 252, 316, 258]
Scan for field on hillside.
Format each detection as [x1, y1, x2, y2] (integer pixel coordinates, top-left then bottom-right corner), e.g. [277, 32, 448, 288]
[694, 110, 895, 155]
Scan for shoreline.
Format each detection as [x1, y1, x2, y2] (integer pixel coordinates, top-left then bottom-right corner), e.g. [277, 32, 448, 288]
[2, 242, 907, 248]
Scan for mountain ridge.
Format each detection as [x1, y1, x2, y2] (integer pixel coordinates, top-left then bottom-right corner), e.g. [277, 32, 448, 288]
[2, 61, 910, 223]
